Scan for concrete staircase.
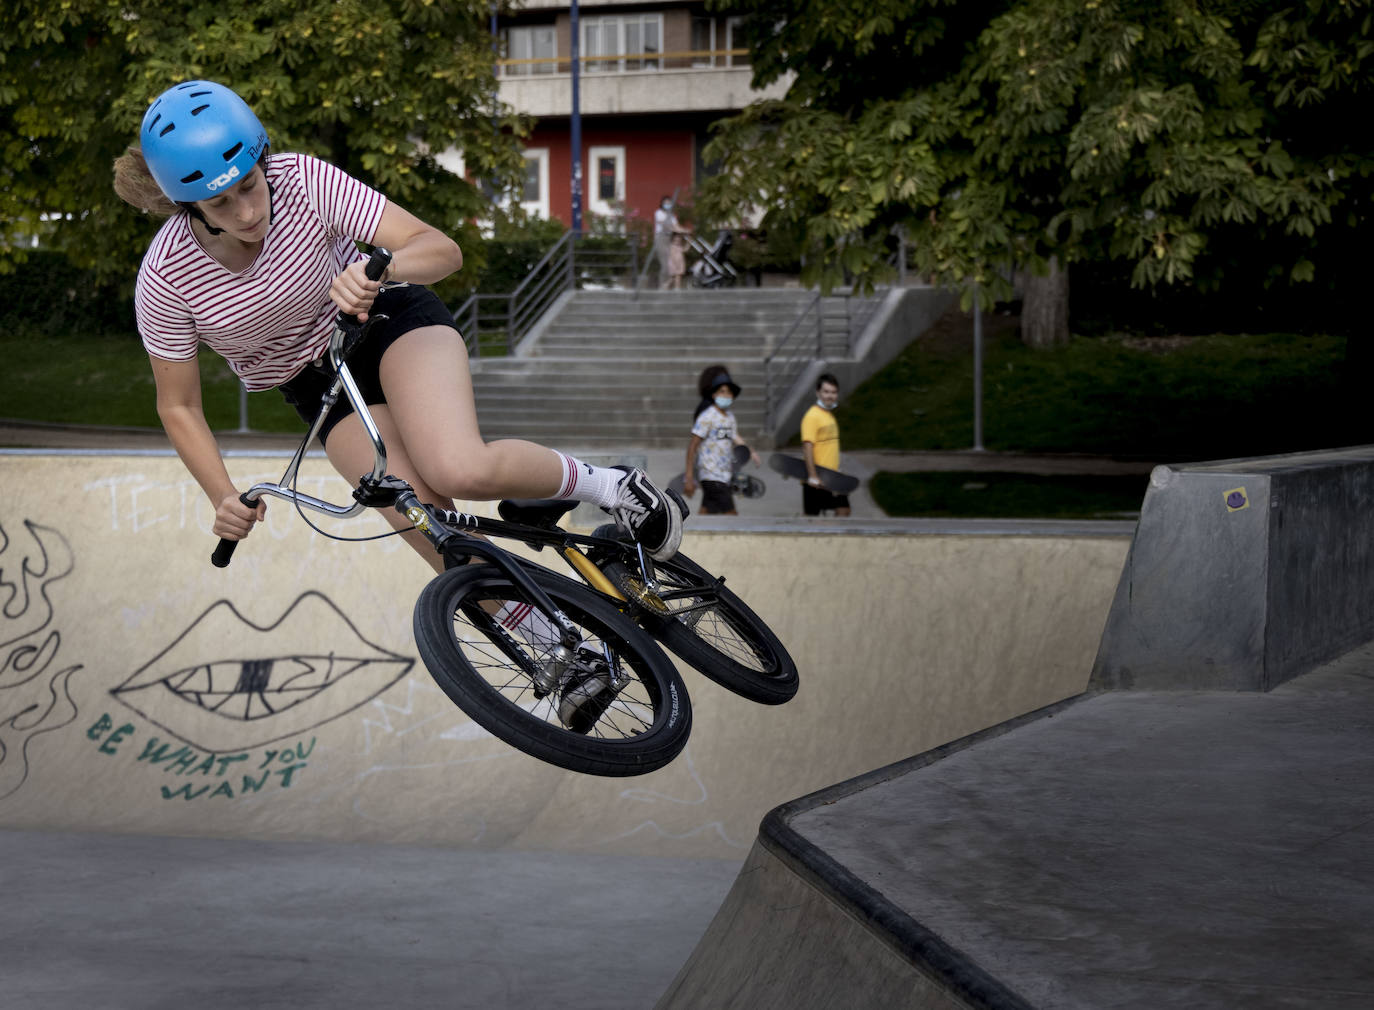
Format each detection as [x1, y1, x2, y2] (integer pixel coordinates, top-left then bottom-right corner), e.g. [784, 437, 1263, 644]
[468, 289, 833, 450]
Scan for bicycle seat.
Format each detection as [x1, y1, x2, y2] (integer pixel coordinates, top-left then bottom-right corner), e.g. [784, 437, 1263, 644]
[498, 498, 580, 529]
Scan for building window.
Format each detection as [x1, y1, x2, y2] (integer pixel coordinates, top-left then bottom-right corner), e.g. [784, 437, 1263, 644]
[503, 25, 556, 76]
[690, 17, 716, 68]
[521, 149, 550, 220]
[726, 17, 751, 67]
[583, 14, 662, 73]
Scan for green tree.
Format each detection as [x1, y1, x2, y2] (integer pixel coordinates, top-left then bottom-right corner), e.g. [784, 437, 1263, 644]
[0, 0, 529, 299]
[702, 0, 1372, 345]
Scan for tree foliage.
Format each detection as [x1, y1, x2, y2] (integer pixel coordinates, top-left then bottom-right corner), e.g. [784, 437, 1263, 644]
[701, 0, 1373, 329]
[0, 0, 529, 297]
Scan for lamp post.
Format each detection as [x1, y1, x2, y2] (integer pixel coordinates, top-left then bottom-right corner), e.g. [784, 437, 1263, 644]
[570, 0, 582, 237]
[973, 284, 985, 452]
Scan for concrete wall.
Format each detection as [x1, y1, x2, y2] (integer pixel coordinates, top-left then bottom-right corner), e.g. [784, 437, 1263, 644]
[0, 454, 1128, 859]
[1091, 447, 1374, 692]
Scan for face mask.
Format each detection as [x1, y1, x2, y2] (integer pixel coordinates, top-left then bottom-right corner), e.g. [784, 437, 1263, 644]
[817, 397, 837, 410]
[714, 395, 733, 409]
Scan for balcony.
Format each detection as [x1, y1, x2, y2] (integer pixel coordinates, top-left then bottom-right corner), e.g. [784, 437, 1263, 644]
[497, 50, 791, 117]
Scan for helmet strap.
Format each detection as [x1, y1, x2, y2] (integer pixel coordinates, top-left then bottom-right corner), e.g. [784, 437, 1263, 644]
[180, 203, 224, 236]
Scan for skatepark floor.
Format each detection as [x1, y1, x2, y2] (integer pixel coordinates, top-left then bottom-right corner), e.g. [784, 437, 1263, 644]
[0, 829, 741, 1010]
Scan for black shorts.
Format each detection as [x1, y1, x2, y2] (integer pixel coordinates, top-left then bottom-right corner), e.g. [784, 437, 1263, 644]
[277, 284, 457, 444]
[803, 483, 850, 515]
[699, 479, 735, 514]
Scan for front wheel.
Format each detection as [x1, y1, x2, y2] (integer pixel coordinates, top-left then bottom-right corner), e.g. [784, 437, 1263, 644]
[413, 566, 692, 777]
[602, 548, 798, 705]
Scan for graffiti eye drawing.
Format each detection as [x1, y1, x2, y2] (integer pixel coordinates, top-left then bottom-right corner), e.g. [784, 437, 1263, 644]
[114, 591, 413, 753]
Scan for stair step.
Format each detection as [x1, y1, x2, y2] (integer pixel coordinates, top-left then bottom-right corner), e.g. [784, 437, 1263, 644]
[463, 287, 885, 449]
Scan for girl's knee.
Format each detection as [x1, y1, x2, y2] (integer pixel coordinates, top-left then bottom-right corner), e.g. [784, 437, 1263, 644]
[423, 451, 503, 502]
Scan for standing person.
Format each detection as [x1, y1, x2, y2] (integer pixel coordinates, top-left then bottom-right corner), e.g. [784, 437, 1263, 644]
[112, 80, 685, 575]
[684, 366, 761, 515]
[652, 195, 680, 289]
[801, 373, 850, 517]
[667, 230, 688, 290]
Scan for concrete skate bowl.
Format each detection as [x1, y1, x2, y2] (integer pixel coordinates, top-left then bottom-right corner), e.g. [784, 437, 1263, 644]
[656, 447, 1374, 1010]
[0, 452, 1129, 860]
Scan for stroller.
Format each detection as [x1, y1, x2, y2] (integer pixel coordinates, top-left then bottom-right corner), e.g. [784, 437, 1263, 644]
[687, 230, 740, 288]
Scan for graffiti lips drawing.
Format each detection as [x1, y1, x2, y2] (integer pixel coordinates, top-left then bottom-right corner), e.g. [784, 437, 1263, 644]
[114, 592, 412, 752]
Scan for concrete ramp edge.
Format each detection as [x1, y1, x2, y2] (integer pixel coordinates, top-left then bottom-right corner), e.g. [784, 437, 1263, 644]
[654, 697, 1084, 1010]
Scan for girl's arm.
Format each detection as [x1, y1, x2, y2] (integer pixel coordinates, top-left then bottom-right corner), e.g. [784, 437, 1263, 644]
[331, 202, 463, 320]
[149, 354, 265, 539]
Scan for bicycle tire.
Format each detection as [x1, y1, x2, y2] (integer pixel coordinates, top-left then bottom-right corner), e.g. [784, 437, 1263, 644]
[600, 547, 798, 705]
[413, 565, 692, 777]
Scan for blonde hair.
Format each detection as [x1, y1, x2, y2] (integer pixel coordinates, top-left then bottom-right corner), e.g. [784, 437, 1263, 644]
[112, 146, 181, 217]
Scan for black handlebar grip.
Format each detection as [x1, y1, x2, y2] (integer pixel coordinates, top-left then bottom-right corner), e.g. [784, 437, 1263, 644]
[341, 247, 393, 328]
[210, 491, 262, 568]
[210, 537, 238, 568]
[365, 247, 393, 281]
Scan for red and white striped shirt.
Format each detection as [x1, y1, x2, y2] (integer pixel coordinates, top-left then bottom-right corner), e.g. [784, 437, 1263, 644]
[135, 153, 387, 391]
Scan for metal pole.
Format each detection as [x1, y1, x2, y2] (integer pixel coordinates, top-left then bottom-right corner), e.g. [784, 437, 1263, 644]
[570, 0, 583, 237]
[972, 286, 985, 451]
[236, 382, 250, 433]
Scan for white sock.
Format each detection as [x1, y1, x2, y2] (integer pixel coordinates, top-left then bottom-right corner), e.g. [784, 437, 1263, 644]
[550, 451, 621, 508]
[495, 600, 560, 650]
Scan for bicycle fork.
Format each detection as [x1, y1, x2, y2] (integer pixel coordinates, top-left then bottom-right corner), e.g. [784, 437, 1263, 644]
[369, 480, 585, 666]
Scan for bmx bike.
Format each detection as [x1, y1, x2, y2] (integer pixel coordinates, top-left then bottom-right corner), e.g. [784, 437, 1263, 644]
[211, 249, 797, 778]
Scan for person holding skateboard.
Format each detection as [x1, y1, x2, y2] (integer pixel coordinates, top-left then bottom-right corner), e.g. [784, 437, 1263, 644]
[684, 365, 761, 515]
[801, 373, 850, 516]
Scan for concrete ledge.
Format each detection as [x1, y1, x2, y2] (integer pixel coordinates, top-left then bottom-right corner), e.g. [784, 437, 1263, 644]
[661, 652, 1374, 1009]
[1091, 446, 1374, 691]
[655, 698, 1077, 1010]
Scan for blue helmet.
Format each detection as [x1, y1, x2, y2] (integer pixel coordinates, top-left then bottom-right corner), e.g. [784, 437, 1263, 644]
[141, 81, 269, 203]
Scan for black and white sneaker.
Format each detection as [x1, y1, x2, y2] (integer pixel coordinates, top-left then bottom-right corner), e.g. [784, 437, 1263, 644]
[606, 466, 687, 561]
[558, 648, 616, 734]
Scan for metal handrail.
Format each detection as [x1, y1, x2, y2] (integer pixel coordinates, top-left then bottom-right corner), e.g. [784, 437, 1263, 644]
[451, 233, 639, 357]
[763, 287, 887, 433]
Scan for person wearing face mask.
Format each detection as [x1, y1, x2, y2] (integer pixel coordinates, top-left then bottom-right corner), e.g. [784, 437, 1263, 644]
[112, 81, 686, 572]
[684, 366, 761, 515]
[801, 373, 850, 516]
[653, 195, 683, 289]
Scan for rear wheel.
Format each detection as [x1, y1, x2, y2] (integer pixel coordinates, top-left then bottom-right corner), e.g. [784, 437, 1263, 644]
[413, 565, 691, 776]
[599, 542, 798, 705]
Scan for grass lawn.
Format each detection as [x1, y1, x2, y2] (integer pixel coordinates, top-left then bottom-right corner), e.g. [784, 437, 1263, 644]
[839, 310, 1354, 461]
[1, 329, 327, 433]
[870, 471, 1149, 519]
[0, 327, 510, 434]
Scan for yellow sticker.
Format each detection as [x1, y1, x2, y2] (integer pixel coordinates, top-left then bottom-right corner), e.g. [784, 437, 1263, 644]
[1224, 486, 1249, 512]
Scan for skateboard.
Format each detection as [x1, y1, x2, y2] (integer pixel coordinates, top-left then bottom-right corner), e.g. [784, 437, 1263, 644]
[768, 453, 860, 494]
[669, 445, 765, 500]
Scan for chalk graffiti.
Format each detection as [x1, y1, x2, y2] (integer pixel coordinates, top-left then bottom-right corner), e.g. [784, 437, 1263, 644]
[0, 520, 83, 800]
[113, 591, 413, 753]
[87, 713, 313, 800]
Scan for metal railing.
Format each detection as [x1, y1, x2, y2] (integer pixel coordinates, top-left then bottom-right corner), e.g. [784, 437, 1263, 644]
[498, 48, 752, 76]
[452, 234, 639, 357]
[763, 287, 887, 434]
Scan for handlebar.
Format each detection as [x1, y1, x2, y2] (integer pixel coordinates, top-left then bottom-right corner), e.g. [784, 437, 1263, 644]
[211, 247, 393, 569]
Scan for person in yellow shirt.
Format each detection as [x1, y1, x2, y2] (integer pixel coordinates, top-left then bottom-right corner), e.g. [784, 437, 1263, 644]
[800, 373, 850, 516]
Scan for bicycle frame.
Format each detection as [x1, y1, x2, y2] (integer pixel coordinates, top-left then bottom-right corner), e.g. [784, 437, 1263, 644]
[209, 248, 587, 652]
